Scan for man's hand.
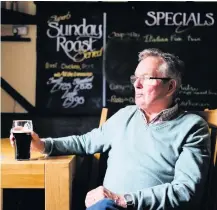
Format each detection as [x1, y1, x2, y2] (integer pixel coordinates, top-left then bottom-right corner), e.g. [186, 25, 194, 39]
[85, 186, 127, 208]
[10, 131, 45, 153]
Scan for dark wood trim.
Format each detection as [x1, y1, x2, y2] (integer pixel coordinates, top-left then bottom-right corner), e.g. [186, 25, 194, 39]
[1, 8, 36, 25]
[1, 36, 31, 42]
[1, 77, 35, 113]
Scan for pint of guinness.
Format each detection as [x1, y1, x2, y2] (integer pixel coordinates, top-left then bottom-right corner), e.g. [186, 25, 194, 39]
[12, 120, 33, 160]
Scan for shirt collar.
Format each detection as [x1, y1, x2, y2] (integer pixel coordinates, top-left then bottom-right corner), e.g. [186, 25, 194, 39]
[139, 103, 179, 124]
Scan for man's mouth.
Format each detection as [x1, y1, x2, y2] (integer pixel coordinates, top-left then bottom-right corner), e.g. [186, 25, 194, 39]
[136, 94, 143, 98]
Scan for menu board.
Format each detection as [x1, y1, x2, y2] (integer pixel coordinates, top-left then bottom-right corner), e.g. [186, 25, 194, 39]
[105, 2, 217, 111]
[36, 2, 217, 114]
[36, 3, 104, 114]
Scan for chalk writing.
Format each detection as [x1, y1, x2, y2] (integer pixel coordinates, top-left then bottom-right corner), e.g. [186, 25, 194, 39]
[108, 95, 135, 104]
[187, 35, 201, 42]
[82, 64, 94, 69]
[45, 62, 58, 69]
[179, 84, 217, 96]
[176, 98, 210, 108]
[53, 71, 93, 77]
[84, 48, 103, 59]
[144, 12, 214, 34]
[108, 31, 202, 43]
[109, 83, 134, 91]
[47, 76, 94, 108]
[143, 34, 169, 43]
[208, 90, 217, 95]
[47, 18, 103, 62]
[180, 84, 198, 91]
[108, 32, 140, 39]
[170, 34, 183, 42]
[48, 11, 71, 23]
[61, 63, 81, 70]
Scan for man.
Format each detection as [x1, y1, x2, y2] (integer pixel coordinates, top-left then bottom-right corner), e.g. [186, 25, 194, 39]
[10, 48, 210, 210]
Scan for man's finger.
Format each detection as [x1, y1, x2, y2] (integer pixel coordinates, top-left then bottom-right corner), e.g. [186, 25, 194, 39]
[10, 133, 15, 140]
[30, 144, 36, 151]
[9, 133, 15, 147]
[10, 139, 14, 147]
[31, 131, 39, 141]
[85, 197, 93, 208]
[85, 198, 97, 208]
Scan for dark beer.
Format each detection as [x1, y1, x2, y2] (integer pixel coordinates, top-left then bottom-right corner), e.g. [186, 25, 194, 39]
[13, 131, 31, 160]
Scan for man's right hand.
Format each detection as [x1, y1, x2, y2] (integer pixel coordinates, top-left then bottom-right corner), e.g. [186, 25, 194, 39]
[10, 131, 45, 153]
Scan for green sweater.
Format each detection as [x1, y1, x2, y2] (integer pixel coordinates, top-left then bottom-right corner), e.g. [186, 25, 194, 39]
[44, 106, 211, 210]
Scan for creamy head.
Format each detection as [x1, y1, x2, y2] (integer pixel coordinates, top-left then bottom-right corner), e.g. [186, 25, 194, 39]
[12, 126, 32, 134]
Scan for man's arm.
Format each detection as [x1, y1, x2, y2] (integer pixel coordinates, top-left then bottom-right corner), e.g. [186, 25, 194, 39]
[43, 108, 126, 156]
[43, 125, 110, 156]
[129, 119, 211, 209]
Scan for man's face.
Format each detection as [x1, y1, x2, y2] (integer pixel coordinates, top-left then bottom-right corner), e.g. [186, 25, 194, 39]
[133, 56, 171, 110]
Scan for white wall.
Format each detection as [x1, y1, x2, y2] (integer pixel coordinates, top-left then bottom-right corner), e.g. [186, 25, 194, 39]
[1, 1, 36, 113]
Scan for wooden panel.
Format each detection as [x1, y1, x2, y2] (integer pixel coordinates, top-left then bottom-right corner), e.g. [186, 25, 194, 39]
[89, 108, 108, 189]
[199, 110, 217, 165]
[0, 189, 2, 210]
[1, 164, 44, 188]
[45, 156, 76, 210]
[198, 110, 217, 127]
[99, 108, 108, 127]
[1, 138, 44, 160]
[1, 138, 77, 210]
[215, 135, 217, 165]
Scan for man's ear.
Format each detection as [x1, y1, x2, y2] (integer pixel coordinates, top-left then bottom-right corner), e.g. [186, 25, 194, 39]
[167, 80, 177, 97]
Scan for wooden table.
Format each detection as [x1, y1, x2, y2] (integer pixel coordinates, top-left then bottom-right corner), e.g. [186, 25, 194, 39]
[0, 138, 76, 210]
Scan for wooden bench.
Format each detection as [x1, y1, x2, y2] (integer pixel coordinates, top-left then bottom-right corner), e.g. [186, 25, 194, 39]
[196, 110, 217, 210]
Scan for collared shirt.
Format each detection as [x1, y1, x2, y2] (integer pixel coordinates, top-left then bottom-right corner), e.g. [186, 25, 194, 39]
[139, 103, 179, 124]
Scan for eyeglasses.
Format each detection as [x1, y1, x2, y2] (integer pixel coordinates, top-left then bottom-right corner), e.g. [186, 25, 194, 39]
[130, 75, 171, 85]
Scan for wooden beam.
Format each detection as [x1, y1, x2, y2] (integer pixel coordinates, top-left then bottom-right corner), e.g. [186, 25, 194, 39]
[1, 77, 35, 113]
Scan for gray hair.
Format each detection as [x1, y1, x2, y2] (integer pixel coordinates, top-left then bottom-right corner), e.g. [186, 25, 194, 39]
[138, 48, 185, 96]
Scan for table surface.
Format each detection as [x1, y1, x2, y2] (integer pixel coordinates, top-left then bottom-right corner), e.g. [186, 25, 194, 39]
[1, 138, 76, 210]
[1, 138, 74, 163]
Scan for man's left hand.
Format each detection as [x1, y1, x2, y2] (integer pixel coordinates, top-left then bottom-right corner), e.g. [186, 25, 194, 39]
[85, 186, 127, 208]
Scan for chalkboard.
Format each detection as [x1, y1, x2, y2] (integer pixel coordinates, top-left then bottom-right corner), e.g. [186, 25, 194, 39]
[36, 3, 104, 114]
[105, 2, 217, 111]
[36, 2, 217, 114]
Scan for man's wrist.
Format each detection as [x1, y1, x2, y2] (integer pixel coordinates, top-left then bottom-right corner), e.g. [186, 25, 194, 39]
[114, 195, 127, 208]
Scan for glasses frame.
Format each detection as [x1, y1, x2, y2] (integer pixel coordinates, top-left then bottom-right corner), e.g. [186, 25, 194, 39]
[130, 75, 172, 85]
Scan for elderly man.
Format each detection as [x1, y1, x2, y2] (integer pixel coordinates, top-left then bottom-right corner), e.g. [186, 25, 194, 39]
[10, 48, 210, 210]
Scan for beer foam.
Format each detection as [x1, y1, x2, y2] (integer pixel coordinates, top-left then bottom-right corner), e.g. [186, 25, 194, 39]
[12, 126, 32, 133]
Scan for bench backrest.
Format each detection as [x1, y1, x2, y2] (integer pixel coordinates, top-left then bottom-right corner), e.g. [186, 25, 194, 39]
[88, 108, 108, 189]
[195, 110, 217, 210]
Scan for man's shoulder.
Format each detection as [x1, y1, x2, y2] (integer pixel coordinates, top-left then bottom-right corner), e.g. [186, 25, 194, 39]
[110, 105, 138, 119]
[116, 105, 138, 115]
[122, 105, 138, 111]
[176, 111, 208, 127]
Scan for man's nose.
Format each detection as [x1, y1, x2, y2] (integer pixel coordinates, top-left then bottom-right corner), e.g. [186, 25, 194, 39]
[134, 78, 143, 89]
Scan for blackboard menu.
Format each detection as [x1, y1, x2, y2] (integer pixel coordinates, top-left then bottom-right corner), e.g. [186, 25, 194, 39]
[105, 2, 217, 111]
[36, 4, 104, 114]
[36, 2, 217, 114]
